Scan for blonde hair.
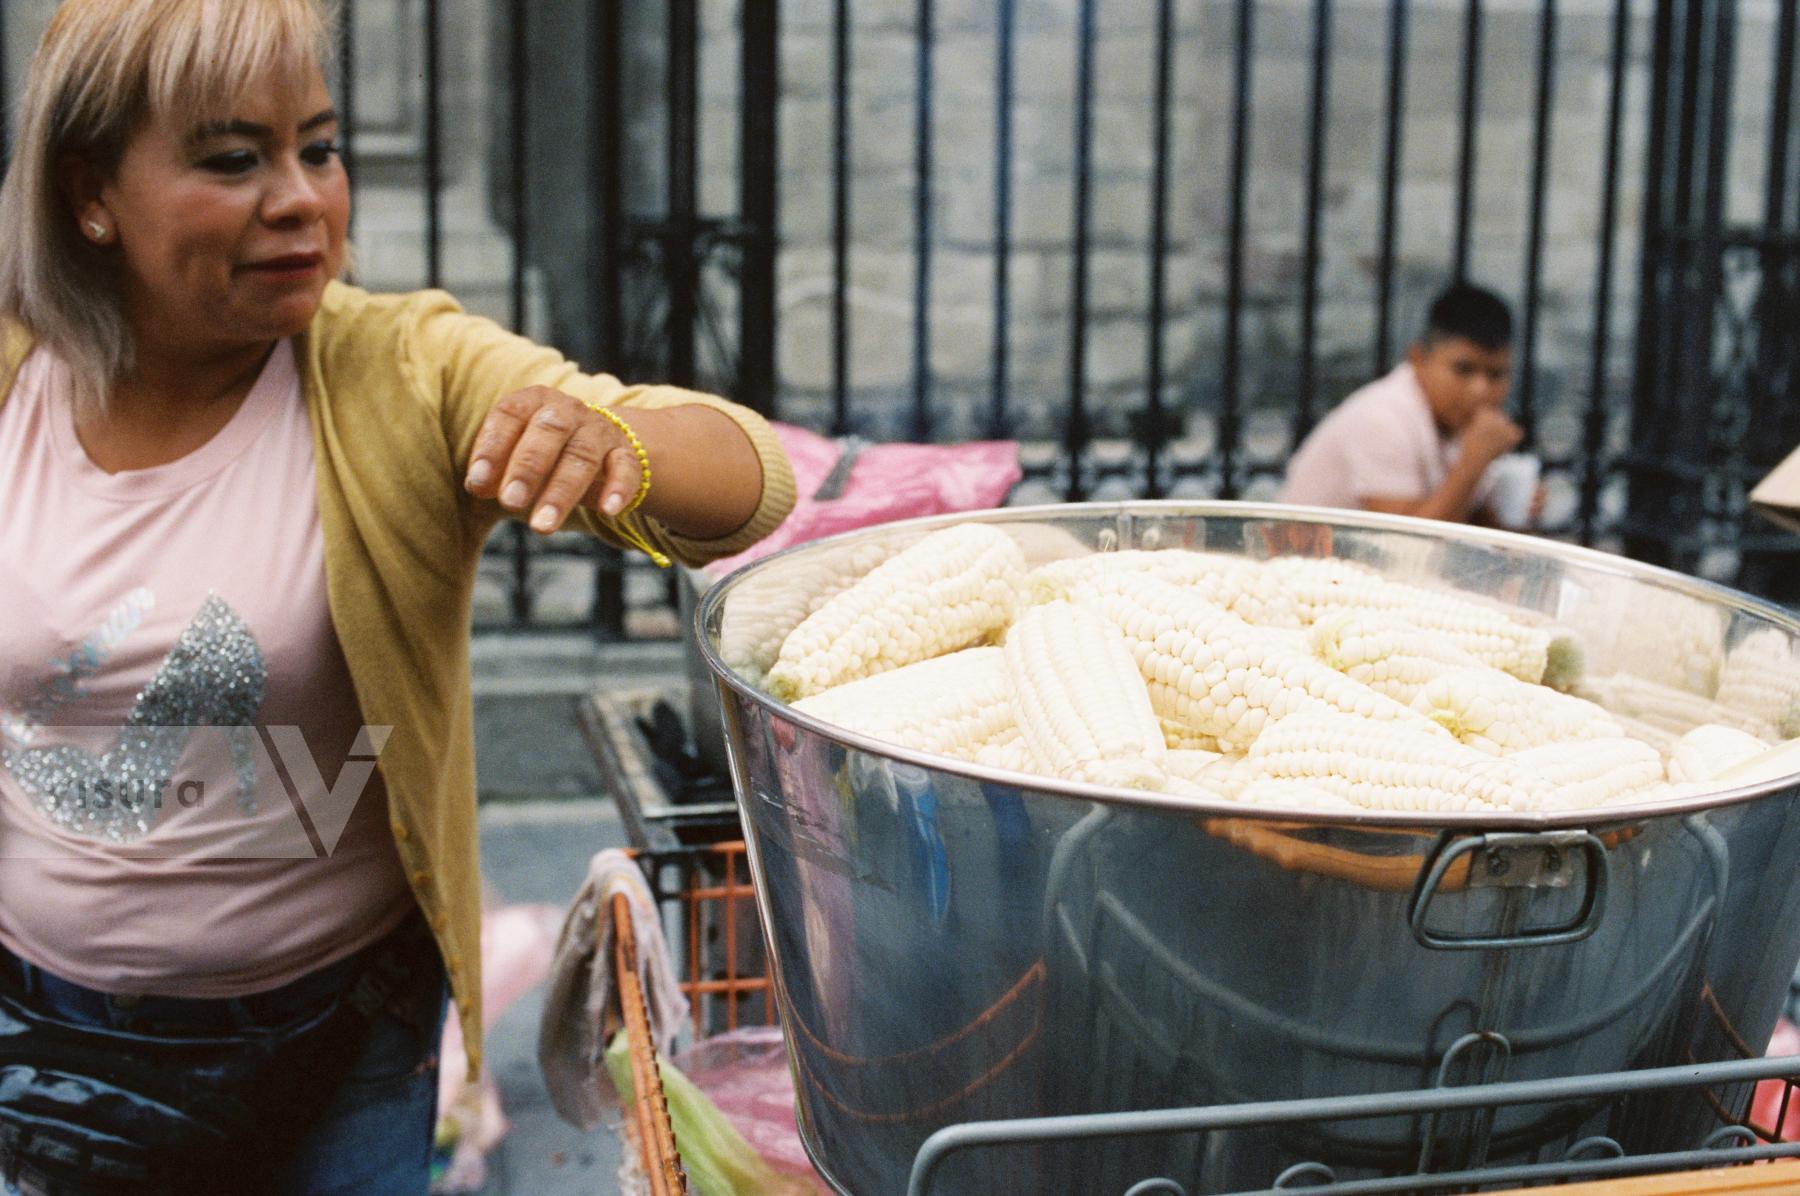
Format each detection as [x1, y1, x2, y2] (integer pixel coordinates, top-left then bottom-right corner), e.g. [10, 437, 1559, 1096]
[0, 0, 333, 397]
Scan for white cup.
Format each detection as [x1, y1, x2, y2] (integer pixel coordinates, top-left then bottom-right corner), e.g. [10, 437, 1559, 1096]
[1487, 453, 1540, 529]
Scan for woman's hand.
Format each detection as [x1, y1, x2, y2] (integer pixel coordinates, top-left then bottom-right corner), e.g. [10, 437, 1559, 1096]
[463, 387, 642, 533]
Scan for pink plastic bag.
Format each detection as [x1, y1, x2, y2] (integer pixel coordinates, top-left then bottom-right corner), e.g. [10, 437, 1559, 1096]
[705, 424, 1021, 577]
[1752, 1017, 1800, 1139]
[671, 1026, 823, 1188]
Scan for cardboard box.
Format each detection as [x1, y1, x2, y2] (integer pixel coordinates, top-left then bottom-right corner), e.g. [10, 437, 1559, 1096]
[1751, 445, 1800, 535]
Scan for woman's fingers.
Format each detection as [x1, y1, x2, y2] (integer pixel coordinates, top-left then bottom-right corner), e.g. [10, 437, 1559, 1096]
[527, 426, 611, 532]
[585, 446, 644, 520]
[468, 389, 648, 534]
[464, 389, 546, 498]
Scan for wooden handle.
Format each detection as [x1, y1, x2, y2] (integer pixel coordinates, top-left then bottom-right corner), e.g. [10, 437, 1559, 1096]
[1203, 817, 1638, 892]
[1202, 817, 1468, 892]
[1482, 1160, 1800, 1193]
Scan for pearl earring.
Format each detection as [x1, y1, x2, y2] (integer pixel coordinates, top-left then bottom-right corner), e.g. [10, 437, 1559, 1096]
[86, 220, 107, 241]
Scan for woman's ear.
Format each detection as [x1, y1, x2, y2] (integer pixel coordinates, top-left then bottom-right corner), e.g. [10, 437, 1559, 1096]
[57, 152, 112, 245]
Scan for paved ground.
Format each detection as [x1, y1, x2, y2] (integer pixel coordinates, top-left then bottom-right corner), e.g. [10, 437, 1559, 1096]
[462, 636, 692, 1195]
[467, 800, 628, 1195]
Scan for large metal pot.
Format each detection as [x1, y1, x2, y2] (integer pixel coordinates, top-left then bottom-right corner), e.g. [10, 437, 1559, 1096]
[693, 504, 1800, 1195]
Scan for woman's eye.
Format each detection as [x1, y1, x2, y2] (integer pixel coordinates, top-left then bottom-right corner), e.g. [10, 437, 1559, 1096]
[301, 140, 340, 167]
[199, 149, 258, 175]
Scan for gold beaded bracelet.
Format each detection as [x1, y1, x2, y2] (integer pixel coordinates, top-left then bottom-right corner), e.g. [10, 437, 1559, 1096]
[582, 401, 671, 568]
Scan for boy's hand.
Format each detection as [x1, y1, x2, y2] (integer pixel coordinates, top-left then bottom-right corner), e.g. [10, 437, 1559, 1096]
[1461, 408, 1523, 466]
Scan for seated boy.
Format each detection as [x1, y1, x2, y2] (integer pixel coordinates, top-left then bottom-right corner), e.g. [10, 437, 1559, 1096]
[1279, 283, 1523, 524]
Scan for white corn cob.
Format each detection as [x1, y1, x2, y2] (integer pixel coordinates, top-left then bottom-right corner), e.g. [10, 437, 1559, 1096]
[1510, 738, 1667, 809]
[1603, 589, 1724, 696]
[1665, 724, 1771, 785]
[972, 725, 1038, 774]
[1308, 609, 1486, 703]
[1575, 672, 1778, 741]
[1233, 777, 1368, 813]
[717, 541, 894, 685]
[1159, 718, 1223, 752]
[792, 647, 1016, 762]
[767, 524, 1025, 701]
[1163, 747, 1224, 782]
[1247, 707, 1551, 812]
[1004, 600, 1167, 790]
[1027, 550, 1303, 628]
[1715, 737, 1800, 787]
[1268, 557, 1562, 684]
[1075, 572, 1439, 753]
[1715, 628, 1800, 738]
[1410, 666, 1621, 754]
[1171, 753, 1260, 801]
[1608, 712, 1682, 758]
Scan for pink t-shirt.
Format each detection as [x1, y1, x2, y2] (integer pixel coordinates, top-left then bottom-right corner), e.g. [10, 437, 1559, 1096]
[1278, 363, 1493, 513]
[0, 341, 415, 997]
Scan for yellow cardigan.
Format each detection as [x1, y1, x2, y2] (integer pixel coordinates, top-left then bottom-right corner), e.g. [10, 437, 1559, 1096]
[0, 282, 797, 1075]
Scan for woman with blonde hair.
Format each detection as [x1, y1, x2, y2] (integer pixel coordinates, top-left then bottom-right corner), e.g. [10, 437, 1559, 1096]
[0, 1, 794, 1190]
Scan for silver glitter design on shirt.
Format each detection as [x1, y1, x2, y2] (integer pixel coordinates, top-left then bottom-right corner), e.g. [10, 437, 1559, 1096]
[3, 594, 268, 841]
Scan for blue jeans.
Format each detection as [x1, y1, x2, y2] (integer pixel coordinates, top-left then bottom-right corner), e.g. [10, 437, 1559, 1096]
[0, 916, 447, 1195]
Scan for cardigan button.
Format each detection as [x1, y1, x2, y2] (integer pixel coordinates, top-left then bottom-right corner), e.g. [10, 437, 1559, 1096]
[411, 870, 430, 888]
[390, 820, 408, 842]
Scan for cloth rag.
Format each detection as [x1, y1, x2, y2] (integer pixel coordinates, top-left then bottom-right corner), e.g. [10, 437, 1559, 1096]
[538, 849, 690, 1129]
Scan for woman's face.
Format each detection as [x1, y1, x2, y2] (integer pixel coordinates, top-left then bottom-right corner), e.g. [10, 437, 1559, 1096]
[93, 63, 348, 359]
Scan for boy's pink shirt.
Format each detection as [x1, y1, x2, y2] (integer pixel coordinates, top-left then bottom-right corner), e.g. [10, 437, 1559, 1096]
[0, 341, 414, 997]
[1279, 363, 1493, 513]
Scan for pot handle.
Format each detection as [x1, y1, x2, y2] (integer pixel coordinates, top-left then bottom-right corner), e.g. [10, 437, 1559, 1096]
[1407, 830, 1610, 950]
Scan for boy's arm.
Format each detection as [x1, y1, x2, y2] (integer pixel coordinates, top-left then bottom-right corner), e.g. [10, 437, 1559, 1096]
[1362, 452, 1493, 522]
[1361, 408, 1521, 524]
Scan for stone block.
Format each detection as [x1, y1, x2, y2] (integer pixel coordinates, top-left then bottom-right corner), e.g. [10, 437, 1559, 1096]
[782, 30, 834, 99]
[859, 0, 922, 35]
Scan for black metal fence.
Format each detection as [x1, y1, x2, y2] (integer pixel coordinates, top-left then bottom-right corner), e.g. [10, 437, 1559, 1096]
[6, 0, 1797, 630]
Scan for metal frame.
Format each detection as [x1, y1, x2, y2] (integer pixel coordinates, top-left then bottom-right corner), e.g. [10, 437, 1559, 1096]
[905, 1055, 1800, 1196]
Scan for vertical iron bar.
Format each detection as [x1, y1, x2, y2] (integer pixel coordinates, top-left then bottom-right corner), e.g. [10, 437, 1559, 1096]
[338, 0, 357, 247]
[424, 0, 442, 288]
[1632, 0, 1681, 470]
[1578, 0, 1630, 546]
[1295, 0, 1333, 447]
[0, 0, 10, 169]
[990, 0, 1017, 440]
[832, 0, 853, 433]
[1516, 0, 1556, 446]
[1144, 0, 1175, 495]
[508, 0, 531, 624]
[1766, 0, 1796, 233]
[591, 0, 626, 638]
[741, 0, 779, 416]
[913, 0, 936, 442]
[1452, 0, 1482, 282]
[594, 0, 624, 368]
[1067, 0, 1097, 498]
[1375, 0, 1410, 375]
[1220, 0, 1255, 500]
[1697, 0, 1734, 494]
[1673, 3, 1703, 228]
[509, 0, 528, 333]
[667, 0, 700, 388]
